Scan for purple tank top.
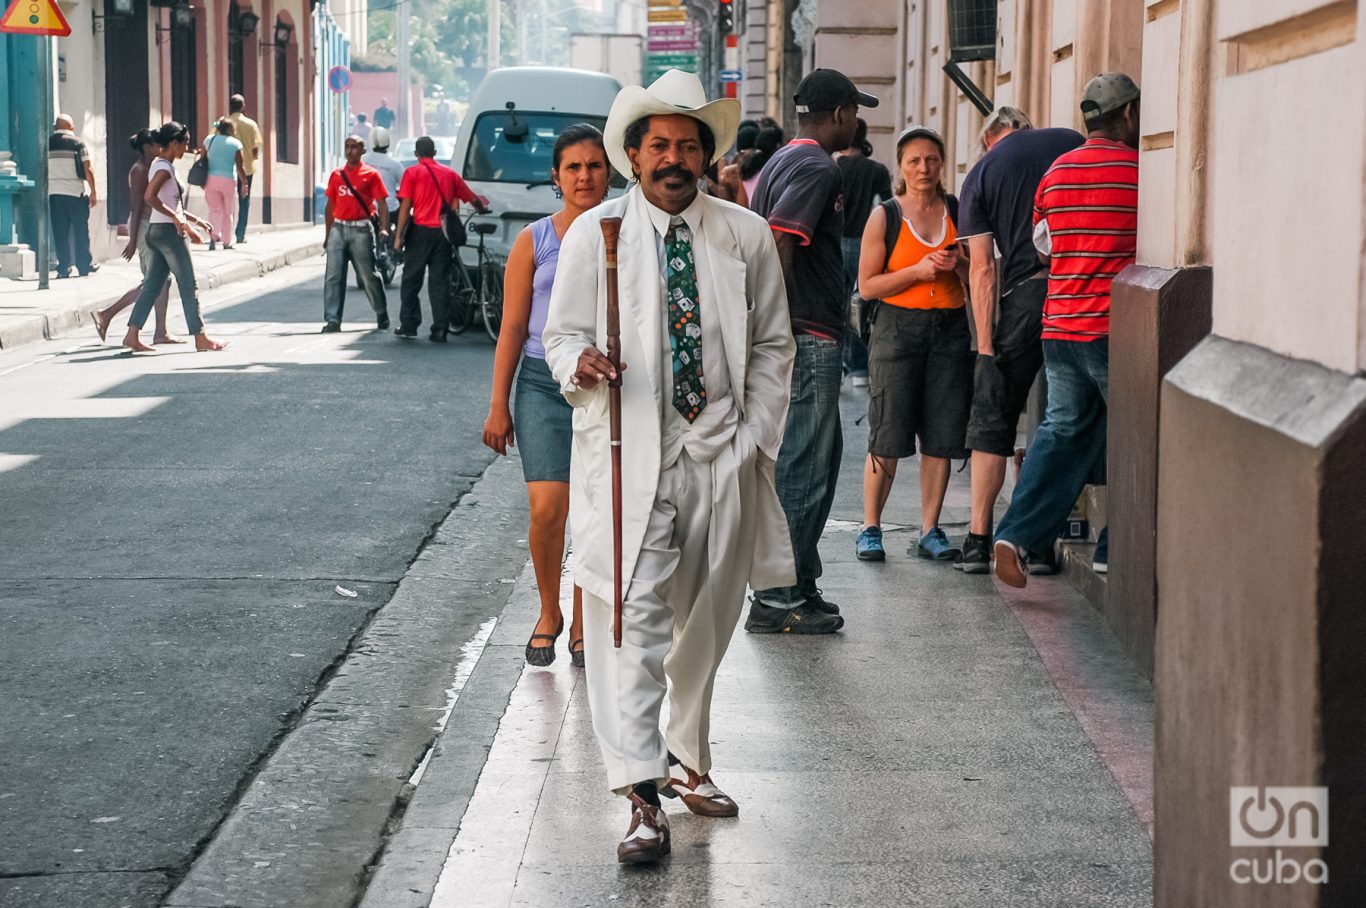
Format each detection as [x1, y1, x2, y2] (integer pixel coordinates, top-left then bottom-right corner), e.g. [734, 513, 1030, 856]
[525, 216, 561, 360]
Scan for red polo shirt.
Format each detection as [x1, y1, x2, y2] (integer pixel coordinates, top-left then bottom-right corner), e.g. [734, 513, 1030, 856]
[398, 159, 479, 227]
[326, 163, 388, 221]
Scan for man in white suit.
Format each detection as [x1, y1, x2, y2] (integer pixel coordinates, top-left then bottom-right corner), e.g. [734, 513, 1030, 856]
[543, 70, 797, 864]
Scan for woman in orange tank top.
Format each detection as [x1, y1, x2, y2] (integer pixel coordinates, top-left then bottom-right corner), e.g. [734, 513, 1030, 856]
[853, 126, 974, 564]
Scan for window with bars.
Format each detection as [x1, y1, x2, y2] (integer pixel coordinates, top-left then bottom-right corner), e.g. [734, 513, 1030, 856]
[275, 35, 290, 162]
[228, 2, 245, 96]
[170, 12, 198, 138]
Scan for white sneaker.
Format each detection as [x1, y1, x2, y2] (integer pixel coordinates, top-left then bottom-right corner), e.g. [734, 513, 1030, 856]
[852, 374, 869, 388]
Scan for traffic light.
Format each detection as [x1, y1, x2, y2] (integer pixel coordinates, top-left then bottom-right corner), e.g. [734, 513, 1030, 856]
[718, 0, 734, 33]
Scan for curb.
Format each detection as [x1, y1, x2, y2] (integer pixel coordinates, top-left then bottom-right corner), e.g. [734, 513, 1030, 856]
[0, 236, 324, 352]
[161, 455, 530, 908]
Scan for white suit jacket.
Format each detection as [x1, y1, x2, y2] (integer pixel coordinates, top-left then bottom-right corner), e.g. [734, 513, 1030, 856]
[543, 186, 797, 603]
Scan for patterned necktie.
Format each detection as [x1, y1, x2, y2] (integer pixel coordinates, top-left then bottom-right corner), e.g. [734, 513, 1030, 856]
[666, 221, 706, 423]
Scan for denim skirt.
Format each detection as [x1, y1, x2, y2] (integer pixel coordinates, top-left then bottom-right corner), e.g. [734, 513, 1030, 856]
[512, 355, 573, 483]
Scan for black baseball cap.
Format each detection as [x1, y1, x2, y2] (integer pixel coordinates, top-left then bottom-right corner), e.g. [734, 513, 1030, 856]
[794, 68, 879, 114]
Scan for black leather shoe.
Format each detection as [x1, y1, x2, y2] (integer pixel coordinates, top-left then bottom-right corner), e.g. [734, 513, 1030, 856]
[744, 600, 844, 634]
[429, 329, 448, 343]
[321, 322, 341, 333]
[394, 327, 418, 338]
[376, 315, 390, 331]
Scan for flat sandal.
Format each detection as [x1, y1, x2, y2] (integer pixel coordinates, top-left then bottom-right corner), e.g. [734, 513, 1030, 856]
[525, 614, 564, 667]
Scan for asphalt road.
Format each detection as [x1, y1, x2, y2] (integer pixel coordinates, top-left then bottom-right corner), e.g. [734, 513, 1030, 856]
[0, 262, 501, 907]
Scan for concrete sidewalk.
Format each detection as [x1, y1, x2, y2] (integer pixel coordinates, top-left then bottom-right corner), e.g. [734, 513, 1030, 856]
[0, 224, 323, 350]
[359, 387, 1155, 907]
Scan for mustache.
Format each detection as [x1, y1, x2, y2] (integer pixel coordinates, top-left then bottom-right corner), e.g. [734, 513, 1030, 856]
[651, 164, 695, 183]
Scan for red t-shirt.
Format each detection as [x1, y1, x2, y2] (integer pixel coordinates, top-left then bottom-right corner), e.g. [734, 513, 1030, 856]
[1033, 138, 1138, 342]
[326, 164, 388, 221]
[398, 159, 479, 228]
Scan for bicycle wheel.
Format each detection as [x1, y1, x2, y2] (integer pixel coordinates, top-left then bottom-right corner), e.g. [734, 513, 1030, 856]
[446, 253, 475, 335]
[480, 257, 504, 343]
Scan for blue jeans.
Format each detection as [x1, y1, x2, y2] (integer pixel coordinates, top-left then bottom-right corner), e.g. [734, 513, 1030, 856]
[324, 223, 388, 325]
[129, 223, 202, 335]
[996, 339, 1108, 555]
[235, 174, 252, 244]
[841, 236, 868, 375]
[755, 335, 844, 607]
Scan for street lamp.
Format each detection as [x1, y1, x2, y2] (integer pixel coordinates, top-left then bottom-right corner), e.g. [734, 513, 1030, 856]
[93, 0, 135, 31]
[155, 1, 195, 44]
[238, 10, 260, 38]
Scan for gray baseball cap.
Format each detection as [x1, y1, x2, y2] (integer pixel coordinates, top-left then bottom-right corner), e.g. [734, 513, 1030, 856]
[1080, 72, 1140, 125]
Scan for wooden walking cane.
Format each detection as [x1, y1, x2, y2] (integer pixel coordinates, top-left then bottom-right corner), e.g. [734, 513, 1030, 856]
[600, 217, 625, 648]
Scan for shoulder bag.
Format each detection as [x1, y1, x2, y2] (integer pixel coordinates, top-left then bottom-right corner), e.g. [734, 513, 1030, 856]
[421, 162, 466, 248]
[187, 136, 212, 188]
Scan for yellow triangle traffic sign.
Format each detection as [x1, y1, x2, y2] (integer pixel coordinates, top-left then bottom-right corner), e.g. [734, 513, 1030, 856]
[0, 0, 72, 36]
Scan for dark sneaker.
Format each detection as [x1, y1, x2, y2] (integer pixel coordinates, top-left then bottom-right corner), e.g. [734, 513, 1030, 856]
[1027, 543, 1058, 576]
[956, 532, 990, 574]
[376, 315, 391, 331]
[855, 526, 885, 561]
[744, 600, 843, 635]
[394, 326, 418, 338]
[429, 328, 448, 343]
[321, 322, 341, 333]
[806, 590, 840, 615]
[916, 527, 960, 561]
[993, 540, 1028, 589]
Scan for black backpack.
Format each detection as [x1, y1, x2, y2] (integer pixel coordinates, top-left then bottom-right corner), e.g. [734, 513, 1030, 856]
[859, 193, 959, 338]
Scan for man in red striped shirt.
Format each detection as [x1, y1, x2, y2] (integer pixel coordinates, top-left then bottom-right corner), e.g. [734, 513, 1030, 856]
[993, 73, 1140, 588]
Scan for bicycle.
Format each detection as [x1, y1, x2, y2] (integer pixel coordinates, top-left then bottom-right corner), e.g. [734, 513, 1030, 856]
[447, 210, 504, 340]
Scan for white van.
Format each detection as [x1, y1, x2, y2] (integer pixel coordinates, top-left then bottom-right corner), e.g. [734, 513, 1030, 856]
[451, 66, 625, 264]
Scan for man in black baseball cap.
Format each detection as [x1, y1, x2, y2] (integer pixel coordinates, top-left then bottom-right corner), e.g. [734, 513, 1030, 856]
[743, 67, 877, 635]
[793, 68, 880, 115]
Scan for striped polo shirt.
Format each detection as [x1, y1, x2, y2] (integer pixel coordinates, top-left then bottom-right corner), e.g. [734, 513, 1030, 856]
[1032, 138, 1138, 342]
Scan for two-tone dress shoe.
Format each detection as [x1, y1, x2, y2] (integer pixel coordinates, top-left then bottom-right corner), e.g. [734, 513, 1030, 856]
[660, 764, 739, 818]
[617, 791, 670, 864]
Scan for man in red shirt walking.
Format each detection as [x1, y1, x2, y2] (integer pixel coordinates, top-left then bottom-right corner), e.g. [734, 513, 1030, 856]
[993, 73, 1140, 588]
[392, 136, 489, 342]
[323, 135, 391, 332]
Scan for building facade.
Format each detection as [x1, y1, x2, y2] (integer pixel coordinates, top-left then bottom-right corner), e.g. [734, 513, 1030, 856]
[741, 0, 1365, 902]
[2, 0, 325, 272]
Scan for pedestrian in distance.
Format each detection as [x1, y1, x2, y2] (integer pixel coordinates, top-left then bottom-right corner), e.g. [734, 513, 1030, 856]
[47, 114, 98, 278]
[956, 107, 1084, 574]
[92, 130, 177, 346]
[321, 136, 391, 333]
[482, 124, 612, 669]
[719, 124, 782, 210]
[744, 68, 879, 634]
[993, 73, 1142, 588]
[226, 94, 262, 245]
[836, 117, 893, 386]
[121, 121, 229, 354]
[373, 98, 395, 130]
[392, 136, 489, 342]
[354, 113, 372, 145]
[200, 118, 248, 251]
[710, 119, 756, 204]
[854, 125, 974, 564]
[542, 69, 796, 864]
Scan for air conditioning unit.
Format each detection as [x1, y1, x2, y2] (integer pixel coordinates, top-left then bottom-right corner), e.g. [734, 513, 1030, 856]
[948, 0, 997, 63]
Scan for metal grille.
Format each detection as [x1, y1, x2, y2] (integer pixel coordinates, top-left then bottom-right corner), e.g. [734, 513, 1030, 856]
[228, 2, 244, 97]
[947, 0, 997, 63]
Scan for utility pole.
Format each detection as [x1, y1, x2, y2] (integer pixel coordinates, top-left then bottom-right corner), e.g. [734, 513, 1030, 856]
[488, 0, 501, 71]
[539, 0, 548, 64]
[36, 35, 51, 291]
[396, 0, 411, 135]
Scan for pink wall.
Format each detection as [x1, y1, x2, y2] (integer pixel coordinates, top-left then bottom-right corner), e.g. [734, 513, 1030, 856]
[349, 71, 426, 137]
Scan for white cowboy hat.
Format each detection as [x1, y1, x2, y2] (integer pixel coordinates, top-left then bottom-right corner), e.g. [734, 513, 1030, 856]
[603, 69, 741, 180]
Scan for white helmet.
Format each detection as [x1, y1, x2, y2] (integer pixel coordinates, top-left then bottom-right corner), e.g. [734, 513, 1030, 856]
[370, 126, 391, 150]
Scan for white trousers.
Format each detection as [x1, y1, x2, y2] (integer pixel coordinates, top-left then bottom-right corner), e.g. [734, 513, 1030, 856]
[583, 445, 749, 794]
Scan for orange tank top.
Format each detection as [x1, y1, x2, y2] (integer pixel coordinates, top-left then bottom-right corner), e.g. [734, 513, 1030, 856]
[881, 204, 965, 310]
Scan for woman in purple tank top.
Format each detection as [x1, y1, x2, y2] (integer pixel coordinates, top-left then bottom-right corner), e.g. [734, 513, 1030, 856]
[483, 125, 611, 668]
